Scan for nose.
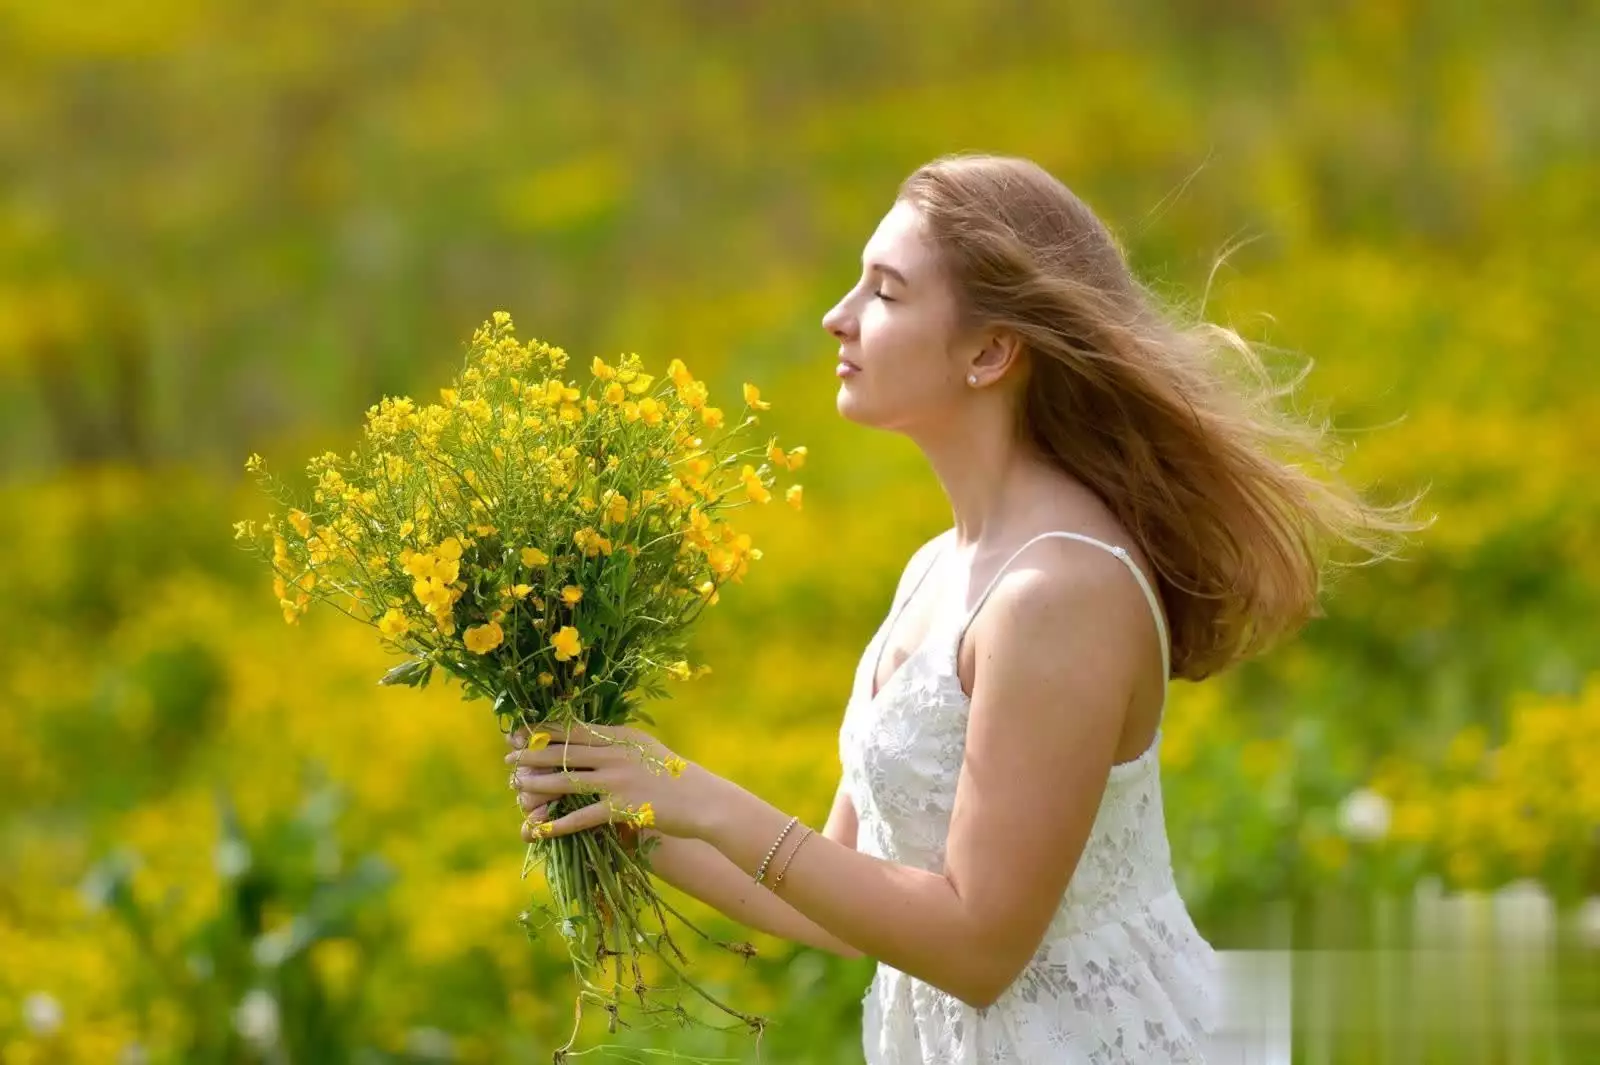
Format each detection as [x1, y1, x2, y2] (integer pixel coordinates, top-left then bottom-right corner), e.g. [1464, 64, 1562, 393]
[822, 297, 856, 343]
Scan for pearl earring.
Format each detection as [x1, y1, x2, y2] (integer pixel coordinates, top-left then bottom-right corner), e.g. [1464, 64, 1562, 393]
[967, 374, 978, 386]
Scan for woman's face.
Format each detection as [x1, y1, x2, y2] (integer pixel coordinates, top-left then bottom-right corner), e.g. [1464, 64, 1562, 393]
[822, 200, 972, 432]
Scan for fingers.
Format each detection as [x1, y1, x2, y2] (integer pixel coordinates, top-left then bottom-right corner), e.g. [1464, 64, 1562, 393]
[506, 722, 627, 752]
[512, 765, 606, 798]
[540, 721, 632, 746]
[524, 798, 616, 842]
[506, 742, 616, 770]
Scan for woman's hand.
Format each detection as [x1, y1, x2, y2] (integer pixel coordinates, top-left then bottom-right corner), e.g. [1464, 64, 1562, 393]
[505, 722, 715, 842]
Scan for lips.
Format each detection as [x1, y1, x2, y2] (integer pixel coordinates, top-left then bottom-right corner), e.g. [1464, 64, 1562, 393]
[836, 354, 862, 378]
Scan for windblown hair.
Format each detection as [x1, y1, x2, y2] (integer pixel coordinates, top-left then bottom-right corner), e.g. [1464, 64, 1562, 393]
[899, 153, 1418, 681]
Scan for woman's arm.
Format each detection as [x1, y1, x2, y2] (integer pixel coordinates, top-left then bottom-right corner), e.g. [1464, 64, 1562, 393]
[688, 559, 1143, 1008]
[638, 806, 863, 958]
[821, 777, 859, 850]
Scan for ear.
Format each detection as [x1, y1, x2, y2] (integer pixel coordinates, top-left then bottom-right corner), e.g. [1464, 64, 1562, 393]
[967, 329, 1024, 387]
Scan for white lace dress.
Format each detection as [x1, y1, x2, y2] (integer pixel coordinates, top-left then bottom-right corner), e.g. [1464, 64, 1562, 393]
[838, 531, 1220, 1064]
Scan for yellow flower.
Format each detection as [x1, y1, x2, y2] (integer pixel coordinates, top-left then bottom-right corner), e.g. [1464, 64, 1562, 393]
[742, 383, 771, 410]
[436, 537, 463, 562]
[625, 372, 654, 395]
[288, 509, 313, 537]
[605, 492, 629, 525]
[785, 446, 807, 470]
[413, 575, 454, 609]
[526, 732, 551, 752]
[637, 398, 665, 426]
[510, 583, 534, 599]
[591, 356, 617, 380]
[635, 803, 656, 828]
[603, 382, 625, 405]
[245, 453, 264, 473]
[537, 672, 555, 687]
[767, 442, 789, 469]
[551, 625, 583, 661]
[521, 547, 549, 568]
[573, 527, 613, 557]
[697, 580, 720, 606]
[666, 480, 696, 509]
[701, 406, 724, 429]
[439, 387, 459, 407]
[678, 380, 708, 409]
[741, 465, 771, 504]
[664, 756, 688, 778]
[464, 620, 504, 654]
[665, 660, 691, 680]
[667, 358, 693, 388]
[786, 484, 803, 510]
[561, 585, 583, 605]
[378, 608, 410, 638]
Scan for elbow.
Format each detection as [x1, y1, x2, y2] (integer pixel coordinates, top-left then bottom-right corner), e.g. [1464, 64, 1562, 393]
[946, 981, 1002, 1013]
[944, 941, 1031, 1012]
[955, 979, 1005, 1013]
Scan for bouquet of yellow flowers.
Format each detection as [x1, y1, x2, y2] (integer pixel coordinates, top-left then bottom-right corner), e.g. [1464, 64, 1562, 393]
[234, 312, 804, 1053]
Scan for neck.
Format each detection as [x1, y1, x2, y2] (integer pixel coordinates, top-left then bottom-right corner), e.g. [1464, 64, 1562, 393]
[908, 396, 1050, 548]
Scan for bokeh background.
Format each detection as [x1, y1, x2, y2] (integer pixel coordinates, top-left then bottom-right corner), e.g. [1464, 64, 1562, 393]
[3, 2, 1598, 1062]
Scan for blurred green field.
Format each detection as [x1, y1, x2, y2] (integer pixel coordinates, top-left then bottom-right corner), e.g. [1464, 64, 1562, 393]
[2, 3, 1598, 1062]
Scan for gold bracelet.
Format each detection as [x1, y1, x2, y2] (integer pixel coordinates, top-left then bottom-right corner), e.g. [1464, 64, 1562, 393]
[770, 826, 813, 890]
[754, 815, 799, 884]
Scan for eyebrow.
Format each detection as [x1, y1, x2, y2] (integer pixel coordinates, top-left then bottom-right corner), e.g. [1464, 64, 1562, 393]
[865, 262, 909, 287]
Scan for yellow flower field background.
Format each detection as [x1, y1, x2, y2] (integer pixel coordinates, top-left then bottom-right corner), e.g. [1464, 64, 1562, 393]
[2, 4, 1597, 1061]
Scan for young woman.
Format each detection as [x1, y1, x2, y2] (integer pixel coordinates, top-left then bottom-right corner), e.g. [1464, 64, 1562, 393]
[506, 153, 1405, 1063]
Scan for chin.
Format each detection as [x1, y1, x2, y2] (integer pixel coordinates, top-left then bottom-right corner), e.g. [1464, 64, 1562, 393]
[835, 383, 876, 427]
[835, 384, 904, 432]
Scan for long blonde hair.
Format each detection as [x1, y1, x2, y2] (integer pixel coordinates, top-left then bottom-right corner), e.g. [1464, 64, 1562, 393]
[899, 153, 1418, 681]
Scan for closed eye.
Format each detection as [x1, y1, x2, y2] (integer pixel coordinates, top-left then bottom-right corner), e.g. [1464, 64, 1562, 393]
[873, 289, 895, 302]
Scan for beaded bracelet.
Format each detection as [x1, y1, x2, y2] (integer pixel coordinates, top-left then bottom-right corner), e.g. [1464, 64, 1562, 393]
[771, 826, 813, 890]
[754, 815, 799, 885]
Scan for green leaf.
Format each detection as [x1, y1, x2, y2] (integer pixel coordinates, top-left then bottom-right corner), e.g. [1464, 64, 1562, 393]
[377, 658, 431, 687]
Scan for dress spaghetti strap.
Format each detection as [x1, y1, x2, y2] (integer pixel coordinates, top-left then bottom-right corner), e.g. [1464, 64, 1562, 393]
[957, 531, 1171, 687]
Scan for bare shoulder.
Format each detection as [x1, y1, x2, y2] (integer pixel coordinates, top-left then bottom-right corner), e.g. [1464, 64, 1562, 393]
[978, 538, 1149, 652]
[961, 526, 1159, 712]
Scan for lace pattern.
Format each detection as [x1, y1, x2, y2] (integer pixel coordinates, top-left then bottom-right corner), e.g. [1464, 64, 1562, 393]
[839, 535, 1220, 1064]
